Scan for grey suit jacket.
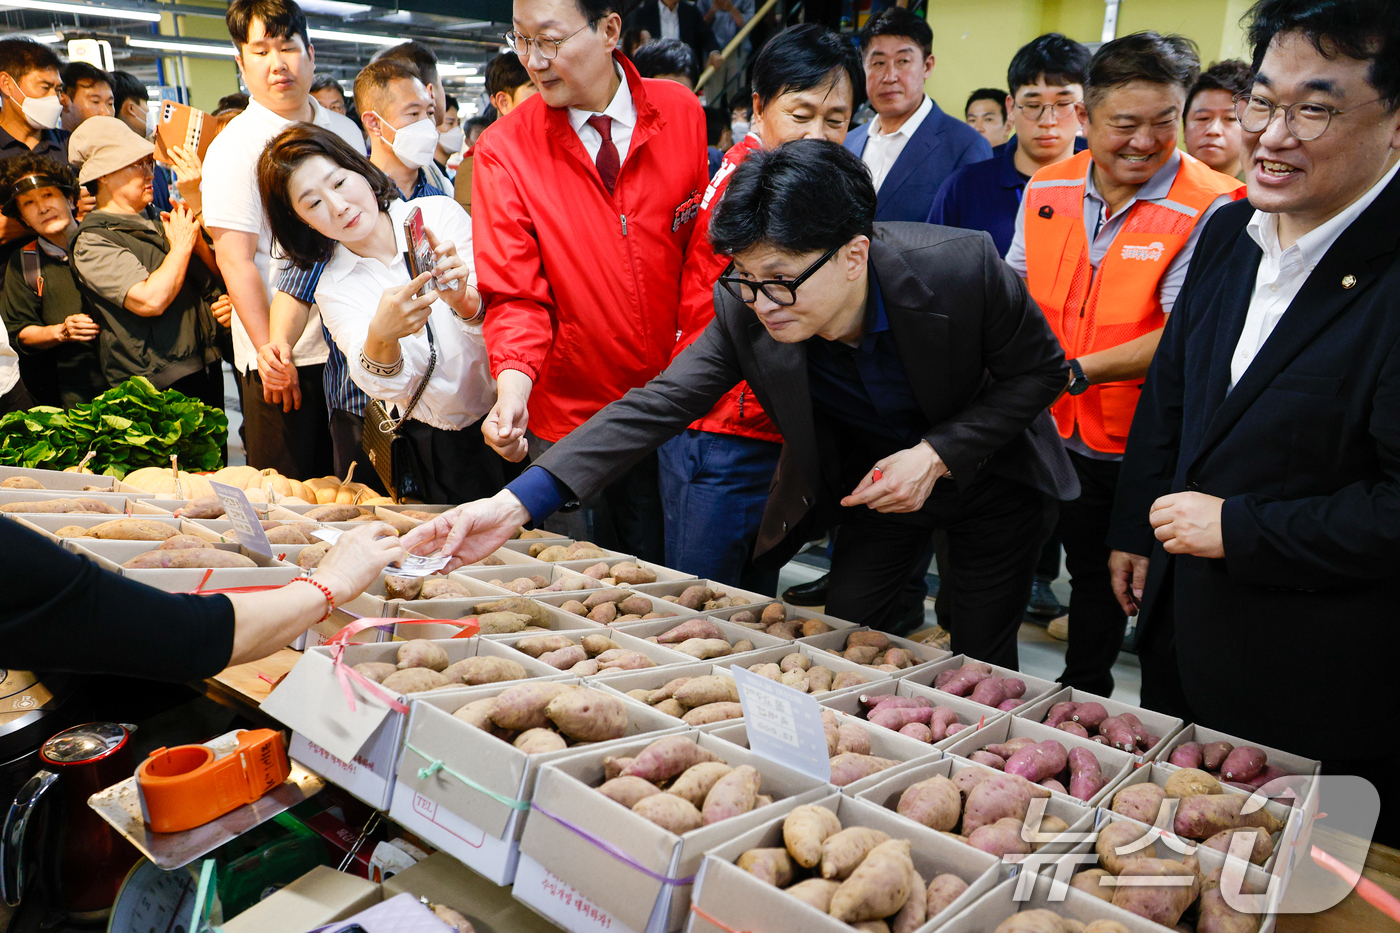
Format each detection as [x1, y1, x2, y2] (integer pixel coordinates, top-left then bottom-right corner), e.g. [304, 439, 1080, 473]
[535, 222, 1078, 559]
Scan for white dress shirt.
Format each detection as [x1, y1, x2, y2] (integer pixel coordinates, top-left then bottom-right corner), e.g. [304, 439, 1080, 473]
[861, 95, 933, 193]
[1230, 156, 1400, 390]
[568, 65, 636, 168]
[201, 96, 363, 372]
[657, 0, 681, 39]
[0, 323, 19, 396]
[314, 196, 494, 432]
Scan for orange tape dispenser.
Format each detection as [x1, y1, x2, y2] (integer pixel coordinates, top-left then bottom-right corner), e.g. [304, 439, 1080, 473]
[136, 729, 291, 833]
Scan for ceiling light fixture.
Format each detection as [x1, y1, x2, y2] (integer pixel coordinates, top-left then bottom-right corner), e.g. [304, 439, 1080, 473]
[127, 37, 239, 57]
[0, 0, 161, 22]
[307, 28, 401, 46]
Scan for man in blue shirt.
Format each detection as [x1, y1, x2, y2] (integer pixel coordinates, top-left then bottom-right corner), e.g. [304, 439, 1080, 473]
[929, 33, 1090, 256]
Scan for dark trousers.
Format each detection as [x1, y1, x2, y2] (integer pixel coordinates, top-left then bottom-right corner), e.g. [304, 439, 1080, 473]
[657, 429, 782, 596]
[1037, 510, 1062, 578]
[826, 473, 1051, 669]
[528, 433, 666, 565]
[1058, 451, 1128, 696]
[401, 415, 507, 504]
[237, 366, 333, 478]
[0, 379, 36, 416]
[329, 408, 387, 495]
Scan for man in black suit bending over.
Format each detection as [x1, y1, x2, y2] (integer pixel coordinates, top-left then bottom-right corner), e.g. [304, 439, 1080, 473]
[406, 140, 1078, 670]
[1108, 0, 1400, 844]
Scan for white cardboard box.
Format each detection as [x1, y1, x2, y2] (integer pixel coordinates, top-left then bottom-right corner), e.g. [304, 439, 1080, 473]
[613, 617, 789, 656]
[632, 579, 772, 611]
[902, 654, 1061, 715]
[395, 595, 604, 640]
[709, 641, 894, 692]
[942, 716, 1136, 808]
[1013, 686, 1186, 761]
[495, 628, 695, 672]
[532, 588, 701, 623]
[11, 510, 183, 542]
[797, 628, 952, 677]
[707, 603, 860, 636]
[819, 680, 1008, 751]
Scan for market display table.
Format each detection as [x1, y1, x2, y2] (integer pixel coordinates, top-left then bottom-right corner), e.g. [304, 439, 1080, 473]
[1279, 842, 1400, 933]
[201, 648, 302, 725]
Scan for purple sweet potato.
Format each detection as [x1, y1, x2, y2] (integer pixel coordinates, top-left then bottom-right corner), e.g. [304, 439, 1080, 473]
[1097, 716, 1138, 752]
[997, 698, 1022, 712]
[1058, 721, 1090, 739]
[1203, 741, 1235, 771]
[985, 737, 1037, 759]
[1221, 746, 1267, 782]
[969, 751, 1006, 770]
[1004, 741, 1069, 784]
[1169, 741, 1205, 769]
[870, 705, 936, 730]
[929, 707, 961, 741]
[968, 678, 1009, 708]
[899, 722, 933, 742]
[1071, 702, 1109, 729]
[1043, 701, 1080, 728]
[1068, 746, 1106, 801]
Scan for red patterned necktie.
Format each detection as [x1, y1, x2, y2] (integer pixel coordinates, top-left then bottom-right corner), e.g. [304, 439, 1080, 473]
[587, 114, 619, 194]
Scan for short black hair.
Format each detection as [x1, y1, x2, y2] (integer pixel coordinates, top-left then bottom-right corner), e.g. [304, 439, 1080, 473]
[859, 7, 933, 59]
[215, 92, 250, 115]
[466, 117, 491, 136]
[1084, 31, 1200, 113]
[1186, 59, 1252, 114]
[374, 40, 439, 87]
[310, 74, 347, 102]
[631, 38, 698, 86]
[109, 70, 148, 113]
[444, 93, 458, 113]
[485, 51, 532, 98]
[709, 139, 875, 257]
[61, 61, 112, 97]
[1006, 32, 1090, 97]
[0, 38, 62, 84]
[226, 0, 310, 50]
[0, 152, 78, 220]
[965, 88, 1008, 120]
[704, 105, 728, 146]
[259, 123, 400, 269]
[751, 24, 865, 113]
[1246, 0, 1400, 111]
[353, 58, 421, 116]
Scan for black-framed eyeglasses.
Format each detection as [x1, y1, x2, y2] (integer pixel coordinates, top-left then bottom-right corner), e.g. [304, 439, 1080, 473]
[1233, 92, 1384, 141]
[502, 23, 591, 60]
[718, 244, 841, 306]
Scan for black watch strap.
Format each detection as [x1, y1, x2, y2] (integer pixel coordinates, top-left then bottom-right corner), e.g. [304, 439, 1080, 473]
[1068, 358, 1090, 395]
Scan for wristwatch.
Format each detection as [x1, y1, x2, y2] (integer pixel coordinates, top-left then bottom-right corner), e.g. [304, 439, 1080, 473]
[1067, 359, 1090, 396]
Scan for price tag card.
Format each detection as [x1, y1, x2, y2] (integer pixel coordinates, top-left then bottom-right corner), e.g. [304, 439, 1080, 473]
[209, 481, 273, 556]
[387, 554, 453, 577]
[731, 666, 832, 783]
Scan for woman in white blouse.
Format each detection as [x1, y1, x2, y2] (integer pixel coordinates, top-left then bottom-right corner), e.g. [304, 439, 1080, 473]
[257, 124, 504, 503]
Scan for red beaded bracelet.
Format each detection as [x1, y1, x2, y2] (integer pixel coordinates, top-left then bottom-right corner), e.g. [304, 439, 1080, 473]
[300, 576, 335, 623]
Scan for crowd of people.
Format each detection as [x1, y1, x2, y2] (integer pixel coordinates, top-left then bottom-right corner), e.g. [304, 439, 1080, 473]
[1, 0, 1398, 839]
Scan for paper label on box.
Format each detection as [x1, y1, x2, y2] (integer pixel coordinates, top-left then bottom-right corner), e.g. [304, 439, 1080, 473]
[731, 666, 832, 783]
[210, 481, 273, 556]
[515, 854, 640, 933]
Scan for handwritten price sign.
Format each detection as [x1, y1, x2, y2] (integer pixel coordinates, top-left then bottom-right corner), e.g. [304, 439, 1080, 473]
[731, 666, 831, 783]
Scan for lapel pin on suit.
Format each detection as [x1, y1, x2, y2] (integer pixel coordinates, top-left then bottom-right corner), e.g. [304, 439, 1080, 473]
[1342, 274, 1357, 289]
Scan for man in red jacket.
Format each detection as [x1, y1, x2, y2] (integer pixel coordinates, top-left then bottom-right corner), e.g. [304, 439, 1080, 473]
[473, 0, 710, 561]
[663, 24, 862, 593]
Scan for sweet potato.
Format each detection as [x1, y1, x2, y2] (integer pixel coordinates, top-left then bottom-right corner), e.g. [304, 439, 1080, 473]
[807, 667, 835, 693]
[832, 671, 869, 690]
[1169, 741, 1205, 769]
[537, 645, 588, 670]
[786, 878, 840, 913]
[491, 682, 576, 731]
[1221, 746, 1267, 782]
[929, 707, 961, 741]
[384, 575, 422, 600]
[545, 689, 627, 742]
[514, 728, 568, 754]
[936, 665, 991, 697]
[969, 678, 1010, 708]
[1058, 721, 1090, 739]
[1068, 747, 1106, 801]
[296, 542, 331, 568]
[654, 698, 686, 718]
[1039, 779, 1067, 796]
[123, 548, 257, 568]
[674, 638, 733, 659]
[899, 723, 932, 742]
[516, 634, 575, 657]
[597, 651, 656, 671]
[667, 762, 733, 808]
[674, 675, 738, 708]
[1095, 820, 1152, 875]
[451, 697, 498, 730]
[1202, 741, 1234, 771]
[0, 476, 44, 489]
[352, 661, 398, 683]
[1203, 827, 1273, 864]
[1110, 857, 1197, 927]
[925, 874, 969, 918]
[702, 764, 760, 825]
[890, 867, 925, 933]
[266, 524, 312, 544]
[1043, 701, 1080, 728]
[398, 639, 449, 671]
[985, 737, 1037, 759]
[962, 772, 1032, 834]
[732, 847, 793, 887]
[1069, 869, 1114, 903]
[896, 775, 961, 832]
[969, 816, 1033, 858]
[782, 804, 842, 868]
[610, 561, 657, 585]
[1082, 923, 1130, 933]
[837, 722, 873, 755]
[474, 611, 532, 635]
[848, 631, 891, 650]
[829, 753, 901, 787]
[1112, 783, 1168, 824]
[621, 735, 722, 784]
[869, 705, 935, 731]
[84, 519, 178, 540]
[599, 776, 662, 808]
[1097, 716, 1138, 751]
[380, 669, 450, 693]
[1005, 740, 1069, 784]
[682, 702, 745, 725]
[1197, 869, 1261, 933]
[476, 597, 551, 627]
[443, 656, 529, 686]
[1071, 702, 1109, 729]
[1, 497, 117, 513]
[675, 585, 715, 609]
[1165, 768, 1221, 798]
[801, 618, 834, 636]
[632, 794, 702, 834]
[821, 827, 891, 880]
[733, 638, 756, 654]
[603, 756, 634, 780]
[828, 838, 915, 923]
[176, 496, 225, 519]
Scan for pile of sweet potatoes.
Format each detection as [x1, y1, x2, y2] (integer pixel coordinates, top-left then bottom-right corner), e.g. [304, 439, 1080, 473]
[725, 603, 835, 641]
[352, 639, 535, 694]
[529, 540, 608, 561]
[1168, 741, 1301, 798]
[742, 654, 868, 694]
[555, 589, 678, 625]
[958, 736, 1108, 802]
[1, 496, 119, 513]
[621, 673, 745, 725]
[813, 631, 924, 673]
[821, 711, 904, 787]
[991, 911, 1129, 933]
[1040, 701, 1160, 753]
[1108, 771, 1282, 866]
[512, 632, 659, 676]
[893, 768, 1072, 859]
[452, 682, 630, 754]
[734, 803, 972, 932]
[122, 541, 257, 568]
[636, 618, 756, 660]
[931, 661, 1029, 711]
[485, 572, 599, 596]
[596, 736, 776, 833]
[666, 584, 752, 612]
[855, 695, 977, 744]
[576, 560, 658, 585]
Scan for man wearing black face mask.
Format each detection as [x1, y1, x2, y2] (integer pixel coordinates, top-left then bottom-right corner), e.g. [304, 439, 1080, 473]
[0, 39, 69, 268]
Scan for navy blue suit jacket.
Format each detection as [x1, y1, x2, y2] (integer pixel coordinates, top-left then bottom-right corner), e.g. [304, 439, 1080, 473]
[844, 99, 992, 223]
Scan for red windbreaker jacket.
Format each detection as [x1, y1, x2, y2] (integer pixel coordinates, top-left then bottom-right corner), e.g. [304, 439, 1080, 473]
[472, 53, 710, 443]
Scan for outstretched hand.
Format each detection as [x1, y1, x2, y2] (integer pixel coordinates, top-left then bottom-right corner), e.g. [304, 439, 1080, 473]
[400, 490, 532, 571]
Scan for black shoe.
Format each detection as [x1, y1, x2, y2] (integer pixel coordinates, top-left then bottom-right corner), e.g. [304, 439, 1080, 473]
[783, 573, 829, 606]
[1026, 576, 1062, 618]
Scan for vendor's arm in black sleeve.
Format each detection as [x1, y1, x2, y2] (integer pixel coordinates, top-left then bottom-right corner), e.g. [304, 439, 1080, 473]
[0, 521, 235, 681]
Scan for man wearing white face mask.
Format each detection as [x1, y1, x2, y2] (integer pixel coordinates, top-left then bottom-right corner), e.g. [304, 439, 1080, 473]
[434, 94, 462, 179]
[356, 60, 446, 199]
[0, 39, 69, 266]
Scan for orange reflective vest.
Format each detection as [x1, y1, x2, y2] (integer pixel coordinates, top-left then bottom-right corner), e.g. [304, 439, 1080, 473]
[1024, 150, 1243, 453]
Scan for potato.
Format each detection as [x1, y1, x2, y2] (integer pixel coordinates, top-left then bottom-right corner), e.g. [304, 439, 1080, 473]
[599, 776, 662, 808]
[632, 793, 702, 834]
[538, 645, 588, 670]
[1069, 869, 1114, 903]
[896, 775, 961, 832]
[656, 617, 726, 644]
[514, 728, 568, 754]
[736, 848, 793, 886]
[963, 773, 1033, 835]
[475, 611, 532, 635]
[682, 702, 745, 725]
[452, 697, 498, 730]
[397, 639, 449, 672]
[443, 656, 529, 686]
[786, 878, 840, 913]
[829, 838, 915, 923]
[491, 682, 576, 731]
[1095, 820, 1152, 875]
[782, 804, 842, 868]
[1110, 857, 1197, 927]
[516, 634, 575, 657]
[821, 827, 890, 880]
[123, 548, 257, 568]
[540, 688, 627, 743]
[674, 675, 738, 708]
[1112, 782, 1168, 824]
[380, 668, 450, 693]
[925, 874, 969, 918]
[610, 561, 657, 585]
[807, 667, 835, 693]
[352, 661, 398, 683]
[674, 638, 732, 659]
[1164, 768, 1221, 798]
[84, 519, 178, 540]
[699, 764, 760, 825]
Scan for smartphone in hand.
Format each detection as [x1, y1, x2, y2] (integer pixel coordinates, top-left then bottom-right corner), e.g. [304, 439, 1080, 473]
[402, 206, 435, 296]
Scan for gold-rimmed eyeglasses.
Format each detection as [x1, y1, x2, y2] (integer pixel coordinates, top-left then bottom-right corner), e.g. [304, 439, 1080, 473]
[502, 23, 591, 61]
